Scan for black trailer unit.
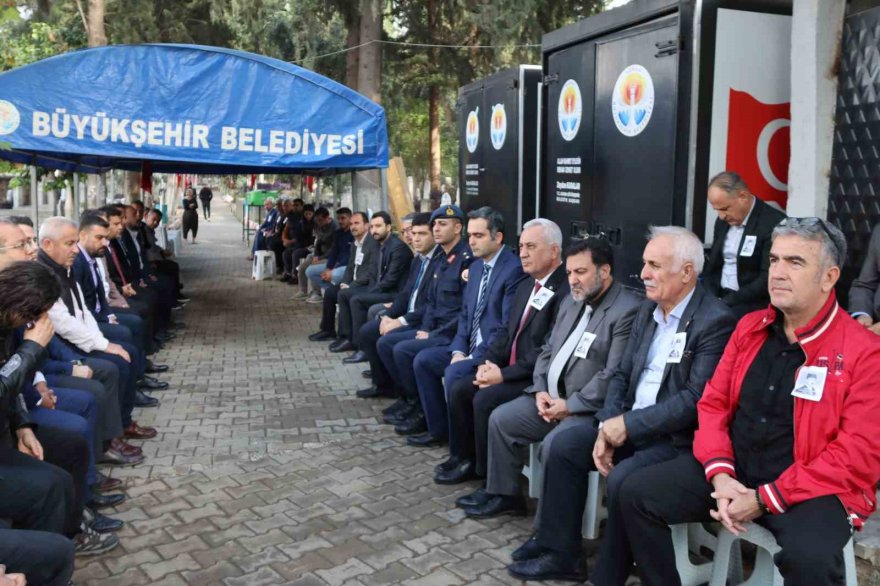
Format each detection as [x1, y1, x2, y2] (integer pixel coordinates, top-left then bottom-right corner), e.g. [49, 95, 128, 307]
[457, 66, 542, 244]
[541, 0, 791, 289]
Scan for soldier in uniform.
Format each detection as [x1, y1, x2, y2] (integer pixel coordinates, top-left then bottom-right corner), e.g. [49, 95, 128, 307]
[376, 205, 472, 437]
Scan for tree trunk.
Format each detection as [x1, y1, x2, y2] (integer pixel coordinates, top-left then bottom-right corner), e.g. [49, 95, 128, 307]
[356, 0, 382, 103]
[345, 15, 361, 91]
[429, 85, 441, 191]
[87, 0, 107, 47]
[354, 0, 383, 212]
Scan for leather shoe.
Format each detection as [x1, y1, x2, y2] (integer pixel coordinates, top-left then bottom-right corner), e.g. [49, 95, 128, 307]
[124, 422, 157, 439]
[93, 474, 123, 494]
[434, 456, 461, 474]
[83, 507, 124, 533]
[406, 432, 446, 448]
[511, 534, 546, 562]
[145, 362, 169, 374]
[309, 330, 336, 342]
[110, 438, 142, 456]
[464, 494, 526, 519]
[434, 459, 477, 484]
[99, 448, 144, 467]
[394, 412, 427, 436]
[137, 377, 169, 390]
[507, 551, 588, 582]
[157, 331, 177, 341]
[357, 385, 395, 399]
[329, 340, 355, 353]
[383, 401, 418, 424]
[455, 486, 489, 509]
[361, 369, 371, 379]
[88, 493, 126, 509]
[381, 398, 410, 417]
[343, 350, 367, 364]
[133, 390, 159, 407]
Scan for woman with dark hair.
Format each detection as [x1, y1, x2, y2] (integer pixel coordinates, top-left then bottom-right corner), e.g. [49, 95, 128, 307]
[181, 187, 199, 244]
[0, 261, 80, 586]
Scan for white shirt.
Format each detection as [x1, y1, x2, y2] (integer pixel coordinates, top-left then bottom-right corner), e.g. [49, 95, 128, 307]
[48, 276, 110, 353]
[632, 288, 695, 411]
[720, 198, 755, 291]
[517, 270, 556, 324]
[352, 235, 366, 281]
[127, 228, 144, 269]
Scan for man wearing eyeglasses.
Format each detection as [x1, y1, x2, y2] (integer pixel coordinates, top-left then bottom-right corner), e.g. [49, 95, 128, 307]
[617, 218, 880, 586]
[703, 171, 786, 317]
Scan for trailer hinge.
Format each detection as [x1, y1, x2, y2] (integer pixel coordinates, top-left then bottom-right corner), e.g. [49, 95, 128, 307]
[543, 73, 559, 85]
[654, 37, 681, 58]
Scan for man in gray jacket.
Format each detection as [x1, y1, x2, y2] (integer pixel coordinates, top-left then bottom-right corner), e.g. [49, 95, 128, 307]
[459, 237, 640, 521]
[849, 223, 880, 334]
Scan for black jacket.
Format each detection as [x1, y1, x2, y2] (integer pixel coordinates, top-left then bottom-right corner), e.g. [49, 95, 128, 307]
[386, 248, 444, 326]
[704, 197, 786, 316]
[0, 334, 43, 448]
[372, 235, 413, 294]
[596, 284, 737, 447]
[342, 234, 379, 287]
[106, 239, 137, 288]
[72, 249, 111, 323]
[482, 263, 570, 383]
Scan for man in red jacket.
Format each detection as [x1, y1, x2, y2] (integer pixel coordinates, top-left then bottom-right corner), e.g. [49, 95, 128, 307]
[614, 217, 880, 586]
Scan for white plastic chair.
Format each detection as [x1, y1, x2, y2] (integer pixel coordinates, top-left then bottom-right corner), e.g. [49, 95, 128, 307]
[252, 250, 275, 280]
[671, 523, 734, 586]
[521, 442, 607, 538]
[707, 522, 857, 586]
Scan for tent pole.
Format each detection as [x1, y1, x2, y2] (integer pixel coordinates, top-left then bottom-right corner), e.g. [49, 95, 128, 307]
[73, 175, 81, 219]
[30, 166, 38, 226]
[351, 171, 357, 210]
[100, 173, 108, 207]
[380, 168, 389, 213]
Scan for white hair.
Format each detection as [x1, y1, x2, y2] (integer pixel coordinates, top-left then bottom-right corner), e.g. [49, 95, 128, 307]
[265, 197, 275, 204]
[39, 216, 78, 242]
[647, 225, 705, 275]
[522, 218, 563, 249]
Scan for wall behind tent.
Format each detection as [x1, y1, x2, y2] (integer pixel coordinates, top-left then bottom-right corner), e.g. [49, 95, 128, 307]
[828, 4, 880, 306]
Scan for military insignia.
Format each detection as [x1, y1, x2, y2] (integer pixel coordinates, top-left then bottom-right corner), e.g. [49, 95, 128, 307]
[446, 207, 455, 216]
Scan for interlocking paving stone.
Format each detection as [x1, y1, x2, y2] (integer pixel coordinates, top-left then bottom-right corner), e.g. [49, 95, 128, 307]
[69, 207, 562, 585]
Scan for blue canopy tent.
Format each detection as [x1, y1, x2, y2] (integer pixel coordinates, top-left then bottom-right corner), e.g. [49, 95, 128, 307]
[0, 44, 389, 174]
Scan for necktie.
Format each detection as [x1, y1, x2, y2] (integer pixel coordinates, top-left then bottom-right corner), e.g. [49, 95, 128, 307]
[509, 281, 543, 366]
[546, 305, 593, 399]
[107, 245, 128, 286]
[408, 257, 429, 312]
[88, 258, 102, 313]
[469, 264, 493, 355]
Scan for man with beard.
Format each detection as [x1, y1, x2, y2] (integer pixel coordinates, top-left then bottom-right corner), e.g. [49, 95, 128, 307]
[458, 237, 639, 521]
[503, 227, 736, 583]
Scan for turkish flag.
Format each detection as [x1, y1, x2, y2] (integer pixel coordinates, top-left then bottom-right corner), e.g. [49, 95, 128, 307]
[305, 176, 314, 193]
[249, 174, 256, 189]
[726, 89, 790, 208]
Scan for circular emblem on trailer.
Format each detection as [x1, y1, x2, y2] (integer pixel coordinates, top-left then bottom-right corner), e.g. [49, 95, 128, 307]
[557, 80, 582, 142]
[611, 64, 655, 137]
[465, 109, 480, 153]
[0, 100, 20, 136]
[490, 104, 507, 150]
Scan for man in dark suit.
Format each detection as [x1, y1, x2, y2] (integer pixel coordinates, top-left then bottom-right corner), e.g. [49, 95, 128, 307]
[506, 226, 737, 583]
[356, 213, 440, 399]
[703, 171, 786, 317]
[312, 212, 379, 342]
[409, 207, 526, 448]
[460, 236, 640, 517]
[849, 223, 880, 334]
[434, 219, 570, 484]
[332, 212, 413, 362]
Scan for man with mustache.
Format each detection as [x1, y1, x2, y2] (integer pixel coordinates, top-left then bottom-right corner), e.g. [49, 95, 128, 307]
[458, 236, 639, 522]
[506, 226, 736, 583]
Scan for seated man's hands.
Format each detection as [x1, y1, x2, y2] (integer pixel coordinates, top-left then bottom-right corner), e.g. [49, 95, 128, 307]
[35, 382, 56, 410]
[450, 352, 466, 364]
[16, 428, 43, 461]
[0, 565, 26, 586]
[379, 316, 402, 336]
[710, 473, 757, 535]
[474, 361, 503, 388]
[105, 342, 131, 363]
[601, 414, 627, 447]
[593, 432, 614, 476]
[415, 330, 429, 340]
[72, 364, 93, 379]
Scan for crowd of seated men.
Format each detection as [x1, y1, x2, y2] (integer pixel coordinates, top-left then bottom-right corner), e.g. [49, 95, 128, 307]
[303, 170, 880, 586]
[0, 202, 189, 585]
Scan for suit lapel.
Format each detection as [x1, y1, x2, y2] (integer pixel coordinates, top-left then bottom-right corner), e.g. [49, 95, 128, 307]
[658, 287, 703, 391]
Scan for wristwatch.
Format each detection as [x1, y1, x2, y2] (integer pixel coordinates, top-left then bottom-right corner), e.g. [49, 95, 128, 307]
[755, 489, 771, 514]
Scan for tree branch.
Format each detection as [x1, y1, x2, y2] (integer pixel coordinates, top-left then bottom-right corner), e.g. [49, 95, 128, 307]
[74, 0, 88, 35]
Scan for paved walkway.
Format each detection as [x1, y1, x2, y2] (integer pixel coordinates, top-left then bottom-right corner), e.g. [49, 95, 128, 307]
[73, 206, 546, 586]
